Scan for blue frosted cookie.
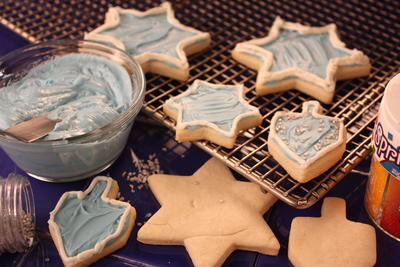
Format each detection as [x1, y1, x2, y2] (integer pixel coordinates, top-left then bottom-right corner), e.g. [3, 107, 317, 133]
[85, 2, 210, 81]
[48, 177, 136, 267]
[164, 80, 262, 148]
[232, 17, 370, 104]
[268, 101, 346, 182]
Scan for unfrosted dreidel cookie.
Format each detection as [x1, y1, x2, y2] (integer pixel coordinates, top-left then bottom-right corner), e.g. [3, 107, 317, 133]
[289, 197, 376, 267]
[164, 80, 262, 148]
[85, 2, 210, 81]
[48, 176, 136, 267]
[137, 157, 280, 267]
[232, 17, 371, 104]
[268, 101, 346, 183]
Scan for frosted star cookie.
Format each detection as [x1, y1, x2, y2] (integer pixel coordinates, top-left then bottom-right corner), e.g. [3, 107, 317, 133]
[137, 157, 280, 267]
[85, 2, 211, 81]
[48, 176, 136, 267]
[232, 17, 371, 104]
[289, 197, 376, 267]
[268, 101, 346, 183]
[164, 80, 262, 148]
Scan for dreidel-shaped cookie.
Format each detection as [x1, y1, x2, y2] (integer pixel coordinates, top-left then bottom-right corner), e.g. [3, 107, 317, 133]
[48, 176, 136, 267]
[288, 197, 376, 267]
[268, 101, 346, 183]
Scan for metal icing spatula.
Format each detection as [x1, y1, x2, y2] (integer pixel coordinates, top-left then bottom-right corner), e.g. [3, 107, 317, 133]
[0, 116, 60, 143]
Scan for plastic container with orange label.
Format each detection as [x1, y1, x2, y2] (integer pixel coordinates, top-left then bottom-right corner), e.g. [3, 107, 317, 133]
[365, 73, 400, 240]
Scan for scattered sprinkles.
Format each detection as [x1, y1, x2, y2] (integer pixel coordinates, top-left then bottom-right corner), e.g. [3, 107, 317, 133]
[122, 149, 163, 186]
[276, 114, 340, 161]
[118, 149, 164, 227]
[120, 148, 163, 195]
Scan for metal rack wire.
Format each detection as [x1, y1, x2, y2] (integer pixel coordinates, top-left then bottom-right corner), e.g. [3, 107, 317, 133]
[1, 0, 399, 208]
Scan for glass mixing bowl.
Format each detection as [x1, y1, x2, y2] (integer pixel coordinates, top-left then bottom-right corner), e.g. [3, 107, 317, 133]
[0, 40, 145, 182]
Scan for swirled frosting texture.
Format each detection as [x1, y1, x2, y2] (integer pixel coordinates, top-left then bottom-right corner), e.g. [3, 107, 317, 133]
[53, 180, 127, 257]
[99, 13, 196, 59]
[261, 30, 350, 79]
[0, 53, 132, 140]
[172, 83, 254, 132]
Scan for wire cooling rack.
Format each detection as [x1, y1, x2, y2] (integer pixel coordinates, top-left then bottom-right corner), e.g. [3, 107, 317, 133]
[1, 0, 399, 208]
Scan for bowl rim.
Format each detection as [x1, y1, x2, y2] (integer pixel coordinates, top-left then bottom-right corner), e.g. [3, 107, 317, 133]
[0, 39, 146, 145]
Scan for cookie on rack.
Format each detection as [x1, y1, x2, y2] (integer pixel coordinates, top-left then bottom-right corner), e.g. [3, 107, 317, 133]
[231, 16, 370, 104]
[85, 2, 211, 81]
[289, 197, 376, 267]
[268, 101, 346, 183]
[163, 80, 262, 148]
[137, 157, 280, 267]
[48, 176, 136, 267]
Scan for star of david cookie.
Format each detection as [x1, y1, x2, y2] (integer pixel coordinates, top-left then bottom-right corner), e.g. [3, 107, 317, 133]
[163, 80, 262, 148]
[289, 197, 376, 267]
[232, 17, 371, 104]
[137, 157, 280, 267]
[48, 176, 136, 267]
[268, 101, 346, 183]
[85, 2, 211, 81]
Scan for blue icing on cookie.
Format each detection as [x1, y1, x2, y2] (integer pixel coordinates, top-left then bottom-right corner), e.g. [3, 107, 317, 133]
[260, 30, 350, 79]
[265, 75, 299, 86]
[274, 104, 340, 161]
[171, 82, 254, 132]
[272, 137, 299, 163]
[98, 12, 197, 60]
[54, 180, 128, 257]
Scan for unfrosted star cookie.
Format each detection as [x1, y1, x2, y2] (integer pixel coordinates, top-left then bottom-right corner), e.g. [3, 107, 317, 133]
[85, 2, 211, 80]
[232, 17, 371, 104]
[164, 80, 262, 148]
[137, 157, 280, 267]
[289, 197, 376, 267]
[48, 177, 136, 267]
[268, 101, 346, 183]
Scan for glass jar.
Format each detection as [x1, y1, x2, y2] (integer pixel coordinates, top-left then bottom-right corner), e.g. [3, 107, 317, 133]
[0, 173, 35, 254]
